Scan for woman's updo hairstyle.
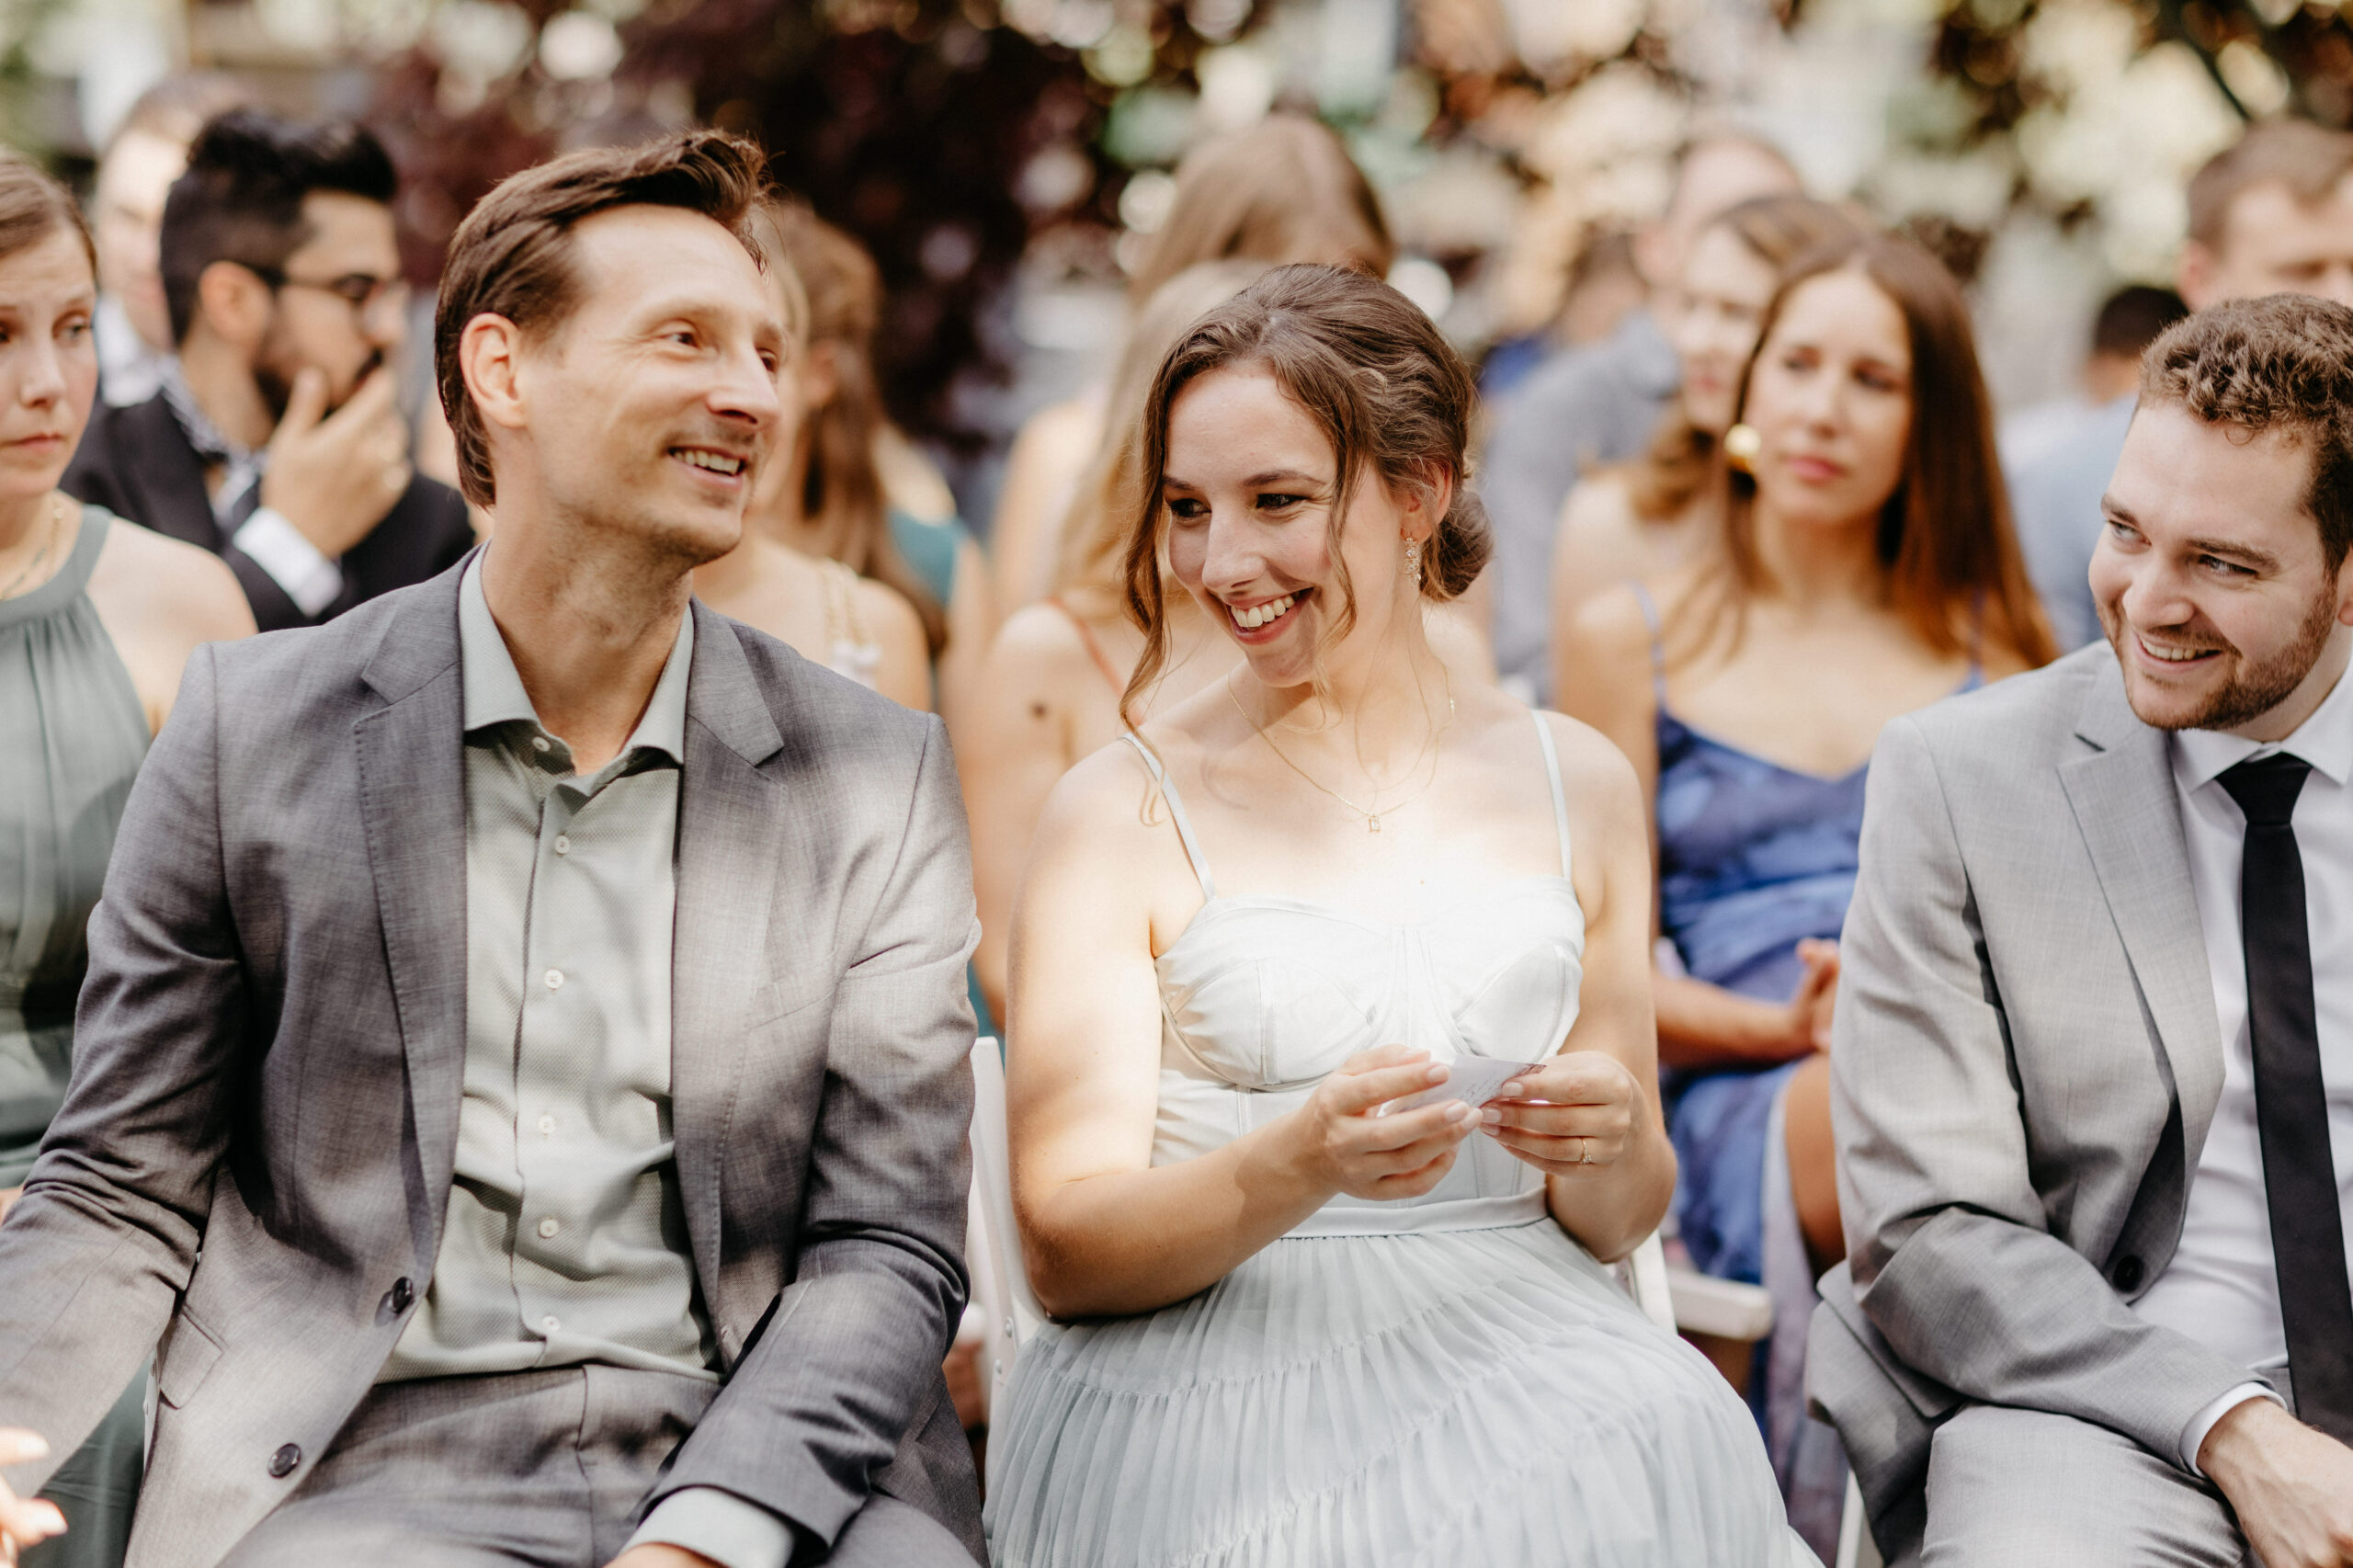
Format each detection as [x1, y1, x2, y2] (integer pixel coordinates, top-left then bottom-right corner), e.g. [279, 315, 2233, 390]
[1120, 262, 1489, 723]
[0, 153, 94, 271]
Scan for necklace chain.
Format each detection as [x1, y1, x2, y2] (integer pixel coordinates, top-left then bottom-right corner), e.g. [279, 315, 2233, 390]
[0, 495, 64, 602]
[1227, 663, 1457, 834]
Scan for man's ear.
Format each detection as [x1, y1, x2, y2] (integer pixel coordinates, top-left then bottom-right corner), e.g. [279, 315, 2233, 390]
[193, 260, 274, 351]
[460, 313, 529, 436]
[2177, 242, 2221, 313]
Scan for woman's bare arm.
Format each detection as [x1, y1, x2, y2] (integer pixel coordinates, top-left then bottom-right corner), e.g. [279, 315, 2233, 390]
[1555, 587, 1816, 1072]
[852, 575, 934, 712]
[1007, 748, 1473, 1319]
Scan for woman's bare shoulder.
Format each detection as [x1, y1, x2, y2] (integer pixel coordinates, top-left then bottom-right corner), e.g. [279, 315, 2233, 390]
[88, 512, 254, 643]
[1557, 469, 1638, 536]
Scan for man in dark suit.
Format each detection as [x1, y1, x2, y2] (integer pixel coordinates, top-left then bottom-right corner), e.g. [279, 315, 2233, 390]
[1, 132, 981, 1566]
[64, 108, 472, 631]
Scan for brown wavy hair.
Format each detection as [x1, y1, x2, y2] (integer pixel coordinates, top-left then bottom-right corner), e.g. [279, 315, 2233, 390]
[0, 153, 93, 271]
[1680, 233, 2055, 671]
[1125, 117, 1392, 306]
[1120, 264, 1489, 725]
[762, 197, 948, 655]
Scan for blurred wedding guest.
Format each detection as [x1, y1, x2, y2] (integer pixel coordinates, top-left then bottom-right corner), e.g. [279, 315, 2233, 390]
[1484, 132, 1800, 701]
[0, 151, 250, 1568]
[988, 115, 1392, 612]
[757, 199, 991, 719]
[985, 266, 1813, 1567]
[961, 261, 1261, 1024]
[2004, 284, 2188, 648]
[85, 73, 252, 407]
[1479, 228, 1648, 410]
[1816, 295, 2353, 1567]
[0, 130, 983, 1568]
[1558, 233, 2053, 1554]
[2006, 119, 2353, 652]
[63, 109, 472, 632]
[694, 202, 929, 710]
[1546, 195, 1860, 636]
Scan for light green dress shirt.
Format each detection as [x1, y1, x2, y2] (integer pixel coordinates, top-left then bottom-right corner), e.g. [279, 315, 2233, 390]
[381, 556, 790, 1568]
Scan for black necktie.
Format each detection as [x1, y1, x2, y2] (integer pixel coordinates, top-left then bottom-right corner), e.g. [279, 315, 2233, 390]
[2218, 751, 2353, 1442]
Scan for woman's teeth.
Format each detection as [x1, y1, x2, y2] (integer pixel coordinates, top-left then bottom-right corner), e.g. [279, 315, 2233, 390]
[1231, 594, 1296, 631]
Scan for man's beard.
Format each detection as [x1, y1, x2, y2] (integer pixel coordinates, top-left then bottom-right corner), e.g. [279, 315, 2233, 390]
[251, 330, 382, 425]
[2101, 581, 2339, 732]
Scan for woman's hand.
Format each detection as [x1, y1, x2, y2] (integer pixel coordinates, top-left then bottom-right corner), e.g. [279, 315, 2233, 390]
[1288, 1046, 1480, 1201]
[1788, 938, 1840, 1054]
[0, 1428, 64, 1563]
[1482, 1051, 1645, 1178]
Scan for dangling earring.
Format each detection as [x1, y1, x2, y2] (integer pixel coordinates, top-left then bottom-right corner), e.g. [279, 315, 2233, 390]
[1723, 423, 1762, 472]
[1403, 536, 1424, 588]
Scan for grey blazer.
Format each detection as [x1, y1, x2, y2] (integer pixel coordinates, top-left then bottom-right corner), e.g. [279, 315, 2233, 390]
[1809, 643, 2256, 1562]
[0, 563, 984, 1566]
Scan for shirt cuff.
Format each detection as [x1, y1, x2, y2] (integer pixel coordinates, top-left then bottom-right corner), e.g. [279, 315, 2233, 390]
[231, 507, 344, 618]
[2180, 1381, 2283, 1475]
[626, 1487, 794, 1568]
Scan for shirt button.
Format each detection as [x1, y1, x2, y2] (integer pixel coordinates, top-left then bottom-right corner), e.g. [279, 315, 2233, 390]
[389, 1277, 415, 1313]
[540, 1315, 561, 1335]
[538, 1217, 561, 1240]
[544, 969, 563, 991]
[553, 835, 571, 855]
[538, 1113, 557, 1137]
[530, 735, 551, 754]
[269, 1443, 302, 1479]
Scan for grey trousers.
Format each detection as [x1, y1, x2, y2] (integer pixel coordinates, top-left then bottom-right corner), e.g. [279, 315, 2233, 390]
[216, 1364, 969, 1567]
[1919, 1403, 2251, 1568]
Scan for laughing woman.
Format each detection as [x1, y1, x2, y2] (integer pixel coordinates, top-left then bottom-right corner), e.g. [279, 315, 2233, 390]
[983, 266, 1811, 1568]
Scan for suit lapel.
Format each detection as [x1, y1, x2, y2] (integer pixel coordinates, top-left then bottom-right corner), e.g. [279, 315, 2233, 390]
[353, 574, 470, 1265]
[2058, 662, 2226, 1154]
[671, 605, 790, 1334]
[121, 396, 231, 551]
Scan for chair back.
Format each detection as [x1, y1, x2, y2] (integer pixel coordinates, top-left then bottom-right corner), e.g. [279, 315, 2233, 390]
[968, 1035, 1044, 1494]
[1622, 1231, 1678, 1333]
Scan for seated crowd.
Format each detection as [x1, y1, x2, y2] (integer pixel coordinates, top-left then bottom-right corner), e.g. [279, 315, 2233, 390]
[0, 84, 2347, 1568]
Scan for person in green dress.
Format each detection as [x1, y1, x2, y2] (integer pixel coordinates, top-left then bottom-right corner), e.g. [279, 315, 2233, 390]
[0, 152, 252, 1567]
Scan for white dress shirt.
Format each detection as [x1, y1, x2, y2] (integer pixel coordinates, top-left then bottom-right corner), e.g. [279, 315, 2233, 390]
[2137, 656, 2353, 1468]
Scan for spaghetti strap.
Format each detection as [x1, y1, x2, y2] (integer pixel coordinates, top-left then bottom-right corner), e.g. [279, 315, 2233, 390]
[1629, 582, 1667, 701]
[1530, 710, 1574, 881]
[1049, 597, 1126, 698]
[1120, 733, 1217, 901]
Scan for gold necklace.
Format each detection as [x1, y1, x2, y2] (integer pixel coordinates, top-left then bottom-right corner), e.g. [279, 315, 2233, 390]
[0, 495, 64, 601]
[1227, 663, 1457, 834]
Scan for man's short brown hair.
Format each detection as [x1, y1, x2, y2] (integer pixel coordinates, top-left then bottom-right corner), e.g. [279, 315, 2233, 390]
[434, 131, 769, 506]
[2141, 293, 2353, 571]
[2186, 119, 2353, 252]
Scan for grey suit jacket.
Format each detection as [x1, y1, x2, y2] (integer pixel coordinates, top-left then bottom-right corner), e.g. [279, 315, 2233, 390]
[0, 562, 983, 1566]
[1809, 642, 2256, 1562]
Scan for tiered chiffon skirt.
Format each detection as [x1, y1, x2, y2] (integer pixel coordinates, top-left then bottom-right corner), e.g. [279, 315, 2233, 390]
[984, 1219, 1818, 1568]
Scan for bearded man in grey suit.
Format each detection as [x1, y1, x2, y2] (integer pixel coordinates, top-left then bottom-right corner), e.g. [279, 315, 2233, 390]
[0, 132, 983, 1568]
[1813, 293, 2353, 1568]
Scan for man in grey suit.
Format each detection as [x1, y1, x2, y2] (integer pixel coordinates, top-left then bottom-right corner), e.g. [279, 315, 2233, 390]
[0, 132, 983, 1567]
[1813, 294, 2353, 1567]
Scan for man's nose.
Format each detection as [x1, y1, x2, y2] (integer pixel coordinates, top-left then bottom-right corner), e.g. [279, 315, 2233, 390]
[712, 344, 784, 429]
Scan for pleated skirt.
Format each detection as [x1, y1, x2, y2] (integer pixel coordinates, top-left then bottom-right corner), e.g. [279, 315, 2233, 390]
[984, 1219, 1819, 1568]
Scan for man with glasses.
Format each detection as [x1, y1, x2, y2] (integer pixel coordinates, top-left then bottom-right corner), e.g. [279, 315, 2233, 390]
[66, 108, 472, 631]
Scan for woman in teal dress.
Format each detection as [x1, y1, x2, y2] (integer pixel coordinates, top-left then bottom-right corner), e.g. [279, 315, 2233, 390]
[0, 153, 252, 1566]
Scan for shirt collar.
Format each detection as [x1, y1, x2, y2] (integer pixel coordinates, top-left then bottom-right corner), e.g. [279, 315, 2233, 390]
[159, 359, 249, 466]
[2173, 651, 2353, 791]
[458, 551, 694, 766]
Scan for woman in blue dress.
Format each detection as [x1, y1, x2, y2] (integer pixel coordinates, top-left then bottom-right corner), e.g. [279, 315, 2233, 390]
[1558, 231, 2054, 1550]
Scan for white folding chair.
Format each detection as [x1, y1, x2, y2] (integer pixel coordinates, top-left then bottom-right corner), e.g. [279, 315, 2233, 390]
[966, 1036, 1042, 1493]
[1835, 1472, 1881, 1568]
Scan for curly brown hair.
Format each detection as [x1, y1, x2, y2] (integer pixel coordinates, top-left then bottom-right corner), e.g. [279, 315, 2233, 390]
[2140, 294, 2353, 572]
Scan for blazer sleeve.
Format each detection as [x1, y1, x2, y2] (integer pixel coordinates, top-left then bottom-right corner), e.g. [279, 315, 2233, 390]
[650, 713, 977, 1545]
[0, 646, 244, 1488]
[1832, 714, 2252, 1472]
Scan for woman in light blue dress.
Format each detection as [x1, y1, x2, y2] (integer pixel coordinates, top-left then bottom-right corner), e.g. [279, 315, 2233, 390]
[987, 265, 1811, 1568]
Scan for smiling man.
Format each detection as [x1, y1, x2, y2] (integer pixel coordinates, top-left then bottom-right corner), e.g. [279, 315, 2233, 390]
[0, 132, 983, 1568]
[1812, 293, 2353, 1566]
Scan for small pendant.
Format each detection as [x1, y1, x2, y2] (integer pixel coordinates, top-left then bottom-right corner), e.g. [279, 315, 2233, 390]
[1367, 813, 1381, 834]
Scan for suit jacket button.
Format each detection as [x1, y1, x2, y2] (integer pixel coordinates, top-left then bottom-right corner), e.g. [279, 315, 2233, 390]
[268, 1444, 302, 1479]
[2112, 1255, 2144, 1292]
[390, 1278, 415, 1314]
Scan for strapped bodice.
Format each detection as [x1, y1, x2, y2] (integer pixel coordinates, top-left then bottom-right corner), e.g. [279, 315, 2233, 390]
[1123, 712, 1587, 1236]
